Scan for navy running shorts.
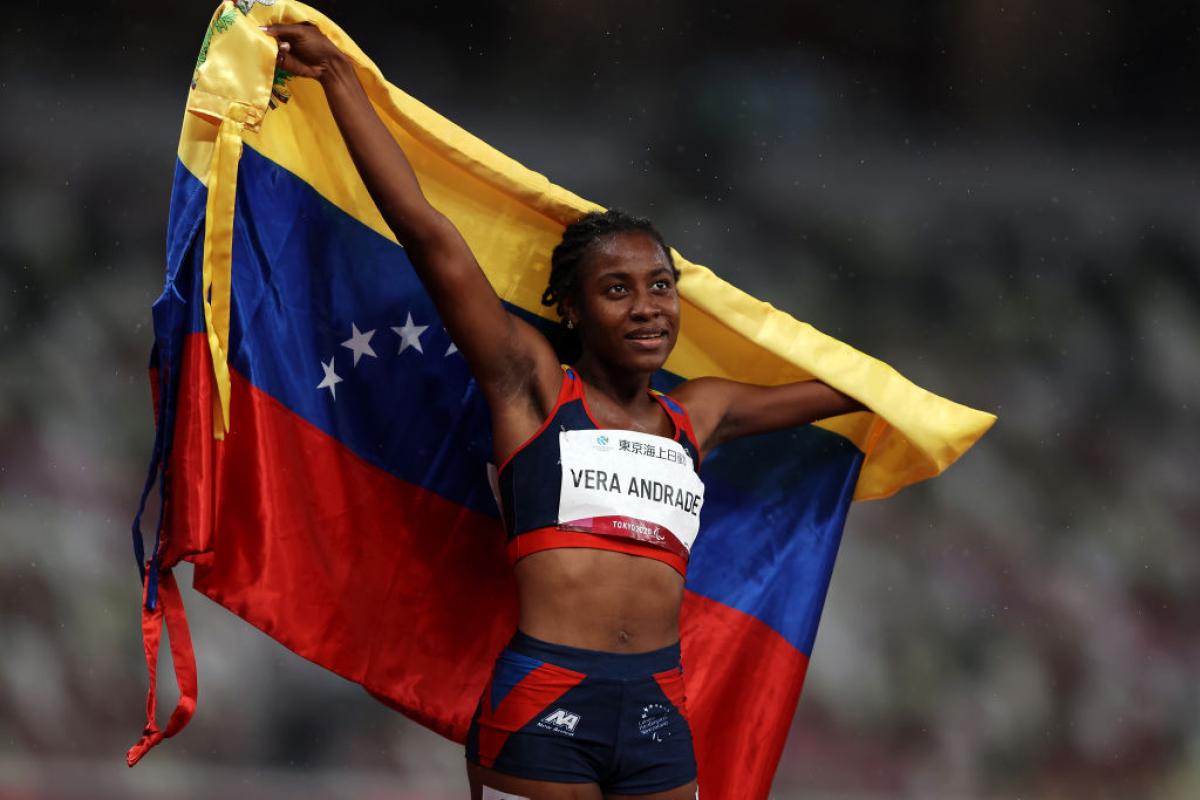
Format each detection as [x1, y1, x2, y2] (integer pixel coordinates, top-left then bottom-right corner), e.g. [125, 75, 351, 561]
[466, 630, 697, 794]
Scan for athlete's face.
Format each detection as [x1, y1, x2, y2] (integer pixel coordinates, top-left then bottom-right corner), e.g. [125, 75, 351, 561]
[567, 231, 681, 373]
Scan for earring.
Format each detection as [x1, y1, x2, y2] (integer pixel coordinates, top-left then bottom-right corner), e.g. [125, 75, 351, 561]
[566, 319, 575, 330]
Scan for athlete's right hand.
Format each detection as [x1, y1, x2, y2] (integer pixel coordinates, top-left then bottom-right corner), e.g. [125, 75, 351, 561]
[262, 23, 347, 83]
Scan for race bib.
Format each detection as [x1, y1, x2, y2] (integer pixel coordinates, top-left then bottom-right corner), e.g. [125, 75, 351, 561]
[557, 429, 705, 555]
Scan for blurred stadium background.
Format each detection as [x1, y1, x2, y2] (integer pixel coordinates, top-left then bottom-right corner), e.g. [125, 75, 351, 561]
[1, 1, 1197, 797]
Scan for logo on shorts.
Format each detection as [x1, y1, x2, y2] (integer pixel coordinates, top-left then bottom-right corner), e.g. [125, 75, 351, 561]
[638, 703, 672, 742]
[538, 707, 581, 735]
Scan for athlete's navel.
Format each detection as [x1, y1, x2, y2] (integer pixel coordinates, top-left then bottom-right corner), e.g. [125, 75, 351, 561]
[617, 629, 632, 645]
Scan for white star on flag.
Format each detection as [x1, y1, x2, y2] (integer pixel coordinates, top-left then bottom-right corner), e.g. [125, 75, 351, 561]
[341, 323, 377, 366]
[392, 312, 429, 355]
[317, 358, 342, 400]
[445, 340, 458, 356]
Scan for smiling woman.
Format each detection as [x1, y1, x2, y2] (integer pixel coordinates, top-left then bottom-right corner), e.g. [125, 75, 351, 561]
[557, 225, 680, 370]
[539, 210, 681, 366]
[262, 19, 866, 800]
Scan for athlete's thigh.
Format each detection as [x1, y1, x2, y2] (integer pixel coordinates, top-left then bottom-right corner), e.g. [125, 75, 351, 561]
[606, 779, 697, 800]
[468, 761, 604, 800]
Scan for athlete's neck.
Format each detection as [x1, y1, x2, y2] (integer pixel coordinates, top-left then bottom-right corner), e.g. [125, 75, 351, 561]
[571, 354, 653, 407]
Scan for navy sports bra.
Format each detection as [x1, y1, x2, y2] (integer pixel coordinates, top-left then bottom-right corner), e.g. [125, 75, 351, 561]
[496, 367, 704, 577]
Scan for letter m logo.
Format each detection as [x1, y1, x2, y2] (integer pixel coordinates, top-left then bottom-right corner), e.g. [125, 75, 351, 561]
[543, 708, 581, 732]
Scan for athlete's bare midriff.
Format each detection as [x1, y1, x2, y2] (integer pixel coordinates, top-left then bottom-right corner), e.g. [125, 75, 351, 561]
[513, 547, 685, 652]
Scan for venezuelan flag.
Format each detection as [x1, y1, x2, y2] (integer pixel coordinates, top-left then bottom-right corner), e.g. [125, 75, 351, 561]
[127, 3, 995, 797]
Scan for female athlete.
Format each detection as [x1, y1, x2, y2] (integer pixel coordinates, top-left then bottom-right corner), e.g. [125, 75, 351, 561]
[266, 23, 864, 800]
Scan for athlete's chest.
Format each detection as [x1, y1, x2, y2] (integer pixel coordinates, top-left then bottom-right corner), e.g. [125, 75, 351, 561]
[577, 397, 676, 440]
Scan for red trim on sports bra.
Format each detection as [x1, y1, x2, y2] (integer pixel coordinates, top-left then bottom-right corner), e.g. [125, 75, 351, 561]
[494, 366, 578, 475]
[507, 527, 688, 578]
[647, 390, 682, 442]
[573, 371, 606, 430]
[652, 391, 703, 467]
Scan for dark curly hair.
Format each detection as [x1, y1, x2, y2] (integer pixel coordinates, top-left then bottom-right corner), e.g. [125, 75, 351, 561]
[541, 209, 678, 362]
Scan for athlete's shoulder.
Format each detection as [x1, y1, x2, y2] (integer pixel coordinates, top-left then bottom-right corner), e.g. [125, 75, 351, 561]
[668, 376, 736, 410]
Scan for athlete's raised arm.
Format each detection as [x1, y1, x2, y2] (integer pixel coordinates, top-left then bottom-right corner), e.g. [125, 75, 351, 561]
[673, 377, 866, 458]
[264, 23, 558, 407]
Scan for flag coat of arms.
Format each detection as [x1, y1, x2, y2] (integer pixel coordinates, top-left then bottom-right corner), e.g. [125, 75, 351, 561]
[128, 3, 996, 797]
